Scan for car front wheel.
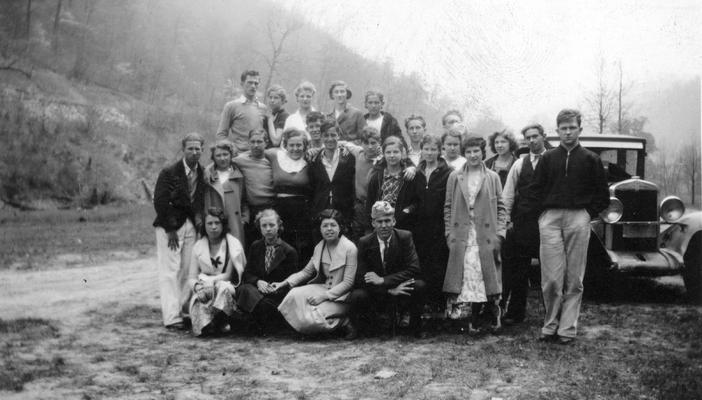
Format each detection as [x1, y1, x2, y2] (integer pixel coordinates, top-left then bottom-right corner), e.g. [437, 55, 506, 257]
[682, 232, 702, 304]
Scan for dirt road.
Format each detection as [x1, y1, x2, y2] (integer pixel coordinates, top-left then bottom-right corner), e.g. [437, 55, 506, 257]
[1, 256, 700, 400]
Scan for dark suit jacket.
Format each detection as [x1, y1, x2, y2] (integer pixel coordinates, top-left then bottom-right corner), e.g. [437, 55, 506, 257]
[152, 159, 205, 232]
[356, 229, 421, 290]
[243, 238, 299, 285]
[309, 149, 356, 220]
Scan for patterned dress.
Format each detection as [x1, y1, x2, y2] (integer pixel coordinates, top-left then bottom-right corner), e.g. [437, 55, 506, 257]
[446, 170, 487, 319]
[189, 240, 238, 336]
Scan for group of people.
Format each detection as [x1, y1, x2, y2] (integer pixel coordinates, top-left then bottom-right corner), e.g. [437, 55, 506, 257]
[152, 70, 609, 344]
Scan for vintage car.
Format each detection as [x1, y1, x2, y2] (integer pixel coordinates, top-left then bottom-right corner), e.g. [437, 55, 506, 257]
[545, 134, 702, 302]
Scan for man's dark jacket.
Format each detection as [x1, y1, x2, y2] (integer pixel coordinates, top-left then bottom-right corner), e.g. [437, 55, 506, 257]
[355, 228, 421, 290]
[152, 160, 206, 232]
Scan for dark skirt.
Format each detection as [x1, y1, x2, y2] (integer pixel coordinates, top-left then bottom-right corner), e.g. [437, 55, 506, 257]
[274, 195, 313, 266]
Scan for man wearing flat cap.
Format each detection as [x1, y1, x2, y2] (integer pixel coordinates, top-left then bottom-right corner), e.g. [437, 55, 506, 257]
[327, 80, 366, 144]
[347, 201, 428, 338]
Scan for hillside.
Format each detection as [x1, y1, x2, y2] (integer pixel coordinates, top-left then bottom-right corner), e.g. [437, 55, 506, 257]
[0, 0, 449, 209]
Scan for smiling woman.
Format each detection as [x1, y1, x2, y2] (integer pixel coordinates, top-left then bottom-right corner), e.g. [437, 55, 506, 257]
[264, 129, 313, 264]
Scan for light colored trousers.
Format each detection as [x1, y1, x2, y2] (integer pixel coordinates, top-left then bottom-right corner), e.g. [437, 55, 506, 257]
[539, 209, 590, 338]
[155, 219, 196, 326]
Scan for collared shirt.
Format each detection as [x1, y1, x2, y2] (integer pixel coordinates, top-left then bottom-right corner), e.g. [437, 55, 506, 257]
[321, 148, 341, 180]
[408, 146, 421, 166]
[183, 159, 197, 201]
[502, 151, 544, 220]
[283, 108, 316, 133]
[447, 156, 467, 170]
[377, 234, 391, 264]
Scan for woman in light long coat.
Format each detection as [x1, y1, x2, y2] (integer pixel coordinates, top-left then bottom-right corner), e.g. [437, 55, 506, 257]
[188, 207, 246, 336]
[273, 209, 357, 336]
[444, 135, 507, 333]
[204, 140, 248, 245]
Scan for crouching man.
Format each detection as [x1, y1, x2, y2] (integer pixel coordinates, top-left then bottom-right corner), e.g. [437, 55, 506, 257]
[347, 201, 427, 339]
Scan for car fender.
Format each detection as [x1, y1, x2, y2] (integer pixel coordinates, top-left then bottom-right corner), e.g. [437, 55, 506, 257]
[660, 210, 702, 257]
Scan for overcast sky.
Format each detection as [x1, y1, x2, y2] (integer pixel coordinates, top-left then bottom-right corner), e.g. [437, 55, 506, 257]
[277, 0, 700, 131]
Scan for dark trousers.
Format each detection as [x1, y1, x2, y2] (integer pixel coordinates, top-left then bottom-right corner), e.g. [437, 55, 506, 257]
[274, 196, 312, 267]
[347, 279, 427, 333]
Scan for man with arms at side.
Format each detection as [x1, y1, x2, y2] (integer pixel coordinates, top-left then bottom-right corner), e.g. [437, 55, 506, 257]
[153, 132, 207, 330]
[233, 128, 275, 251]
[529, 109, 608, 344]
[216, 70, 267, 152]
[348, 201, 428, 339]
[500, 123, 549, 325]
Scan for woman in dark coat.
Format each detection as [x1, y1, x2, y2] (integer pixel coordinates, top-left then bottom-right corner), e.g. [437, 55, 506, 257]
[308, 117, 356, 232]
[366, 136, 422, 232]
[236, 209, 299, 331]
[414, 135, 452, 309]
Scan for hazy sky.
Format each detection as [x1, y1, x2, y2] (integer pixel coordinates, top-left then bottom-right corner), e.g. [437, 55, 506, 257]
[277, 0, 700, 131]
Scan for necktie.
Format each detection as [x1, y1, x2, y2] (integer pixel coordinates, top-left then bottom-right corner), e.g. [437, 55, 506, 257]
[265, 245, 275, 273]
[532, 153, 541, 167]
[382, 239, 389, 271]
[187, 169, 197, 201]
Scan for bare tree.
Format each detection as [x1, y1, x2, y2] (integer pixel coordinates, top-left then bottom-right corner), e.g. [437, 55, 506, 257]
[585, 58, 614, 134]
[25, 0, 32, 39]
[53, 0, 63, 54]
[680, 138, 701, 206]
[258, 10, 303, 95]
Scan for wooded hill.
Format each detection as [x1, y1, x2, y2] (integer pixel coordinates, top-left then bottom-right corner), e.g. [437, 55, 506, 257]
[0, 0, 455, 208]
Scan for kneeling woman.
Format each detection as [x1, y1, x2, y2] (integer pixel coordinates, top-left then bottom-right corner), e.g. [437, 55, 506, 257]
[273, 209, 357, 336]
[188, 207, 246, 336]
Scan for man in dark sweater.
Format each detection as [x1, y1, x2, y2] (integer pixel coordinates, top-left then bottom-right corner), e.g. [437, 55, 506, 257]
[529, 109, 608, 344]
[152, 132, 206, 329]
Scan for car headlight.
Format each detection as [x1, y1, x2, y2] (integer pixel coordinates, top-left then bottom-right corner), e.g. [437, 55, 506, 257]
[660, 196, 685, 222]
[600, 197, 623, 223]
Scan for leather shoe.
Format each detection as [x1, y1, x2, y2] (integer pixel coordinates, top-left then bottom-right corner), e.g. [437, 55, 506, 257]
[557, 336, 575, 345]
[165, 321, 186, 331]
[343, 322, 358, 340]
[538, 333, 557, 342]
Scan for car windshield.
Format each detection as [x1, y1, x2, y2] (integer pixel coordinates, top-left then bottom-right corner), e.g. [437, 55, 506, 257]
[590, 148, 638, 182]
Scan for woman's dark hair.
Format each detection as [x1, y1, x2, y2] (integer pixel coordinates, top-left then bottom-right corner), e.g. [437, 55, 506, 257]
[462, 135, 487, 160]
[306, 111, 324, 125]
[382, 135, 406, 153]
[320, 117, 342, 136]
[315, 209, 346, 236]
[254, 208, 283, 235]
[420, 135, 442, 150]
[201, 207, 230, 238]
[282, 129, 309, 151]
[488, 129, 518, 154]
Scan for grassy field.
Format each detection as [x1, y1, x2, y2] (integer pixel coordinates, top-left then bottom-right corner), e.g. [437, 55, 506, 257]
[0, 204, 701, 399]
[0, 203, 155, 269]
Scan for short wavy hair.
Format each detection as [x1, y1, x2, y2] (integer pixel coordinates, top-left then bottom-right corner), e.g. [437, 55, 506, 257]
[488, 129, 518, 154]
[404, 114, 427, 129]
[254, 208, 283, 235]
[364, 90, 384, 103]
[315, 209, 346, 236]
[441, 109, 463, 127]
[320, 116, 342, 137]
[282, 128, 309, 151]
[462, 135, 487, 160]
[360, 126, 381, 144]
[420, 135, 442, 150]
[441, 124, 467, 154]
[266, 84, 287, 104]
[556, 109, 582, 127]
[200, 207, 230, 238]
[294, 81, 316, 97]
[210, 140, 236, 163]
